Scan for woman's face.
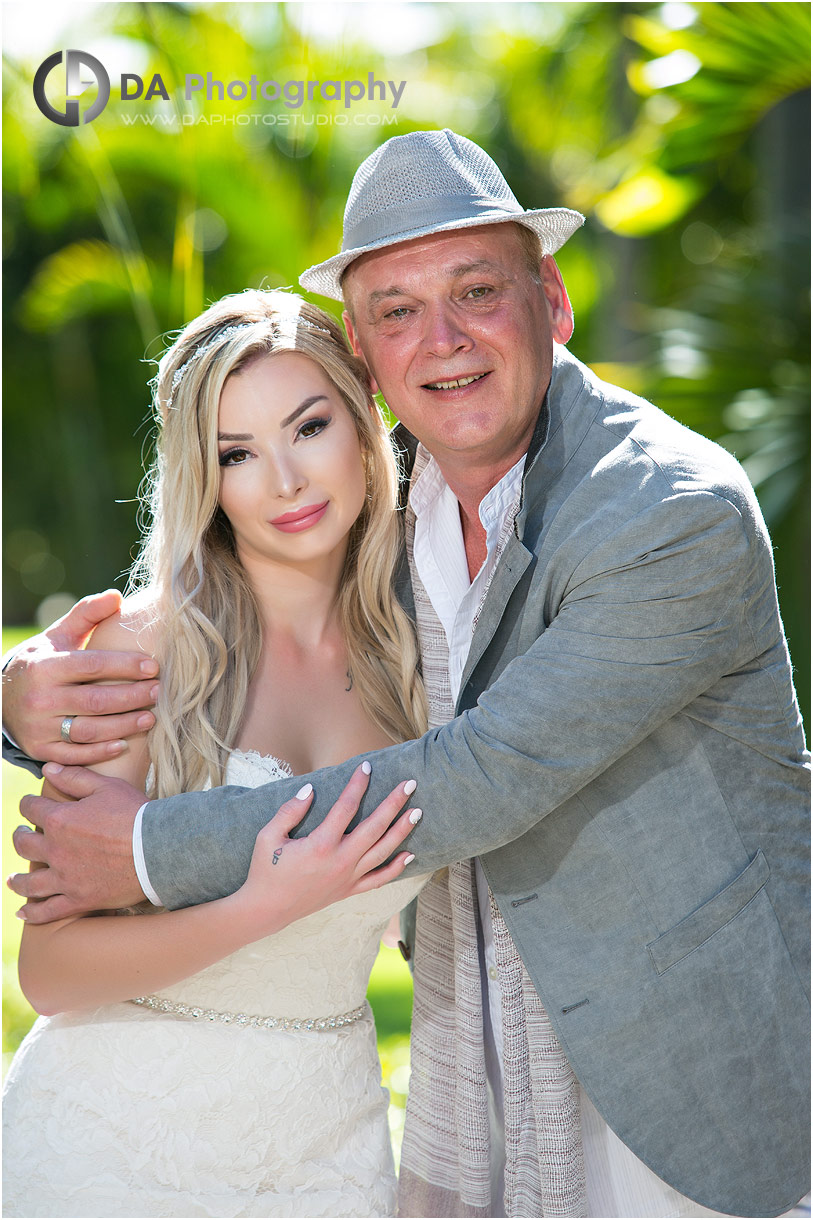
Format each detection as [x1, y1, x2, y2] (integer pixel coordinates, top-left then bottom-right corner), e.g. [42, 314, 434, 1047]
[217, 351, 367, 574]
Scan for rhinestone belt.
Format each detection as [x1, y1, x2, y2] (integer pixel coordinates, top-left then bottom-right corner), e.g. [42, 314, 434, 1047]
[129, 994, 367, 1031]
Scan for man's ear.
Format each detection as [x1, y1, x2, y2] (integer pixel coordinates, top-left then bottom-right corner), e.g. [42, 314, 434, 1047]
[540, 256, 574, 345]
[342, 309, 381, 395]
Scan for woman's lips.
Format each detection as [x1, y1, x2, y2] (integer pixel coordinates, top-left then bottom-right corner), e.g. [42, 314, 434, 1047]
[269, 502, 329, 532]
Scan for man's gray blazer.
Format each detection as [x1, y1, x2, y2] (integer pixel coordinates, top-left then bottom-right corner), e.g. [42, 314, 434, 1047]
[82, 347, 813, 1215]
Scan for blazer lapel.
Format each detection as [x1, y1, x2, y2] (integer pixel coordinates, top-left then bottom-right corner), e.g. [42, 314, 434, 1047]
[456, 532, 534, 709]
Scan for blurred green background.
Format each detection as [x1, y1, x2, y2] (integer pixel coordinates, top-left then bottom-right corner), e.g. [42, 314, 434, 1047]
[3, 0, 810, 1146]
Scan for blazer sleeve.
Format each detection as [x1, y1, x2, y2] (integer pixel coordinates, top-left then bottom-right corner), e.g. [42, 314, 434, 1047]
[144, 490, 760, 909]
[2, 737, 43, 777]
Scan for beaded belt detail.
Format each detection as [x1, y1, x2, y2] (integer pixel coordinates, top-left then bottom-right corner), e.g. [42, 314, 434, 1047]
[129, 994, 367, 1031]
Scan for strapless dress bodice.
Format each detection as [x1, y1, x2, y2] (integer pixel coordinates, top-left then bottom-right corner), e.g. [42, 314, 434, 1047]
[146, 748, 427, 1020]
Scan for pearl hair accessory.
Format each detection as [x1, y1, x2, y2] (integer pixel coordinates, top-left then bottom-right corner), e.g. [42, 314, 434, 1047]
[165, 315, 335, 409]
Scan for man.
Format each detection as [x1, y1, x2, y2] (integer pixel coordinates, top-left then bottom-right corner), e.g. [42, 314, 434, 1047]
[6, 130, 809, 1218]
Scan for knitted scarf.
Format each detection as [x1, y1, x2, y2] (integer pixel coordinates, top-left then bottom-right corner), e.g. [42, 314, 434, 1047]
[398, 451, 587, 1218]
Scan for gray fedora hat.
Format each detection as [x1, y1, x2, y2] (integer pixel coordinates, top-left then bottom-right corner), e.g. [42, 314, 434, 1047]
[299, 128, 585, 301]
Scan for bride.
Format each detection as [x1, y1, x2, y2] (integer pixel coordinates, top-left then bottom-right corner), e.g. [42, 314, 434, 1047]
[2, 289, 429, 1218]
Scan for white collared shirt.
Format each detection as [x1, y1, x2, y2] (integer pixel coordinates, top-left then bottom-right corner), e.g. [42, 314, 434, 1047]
[409, 449, 525, 706]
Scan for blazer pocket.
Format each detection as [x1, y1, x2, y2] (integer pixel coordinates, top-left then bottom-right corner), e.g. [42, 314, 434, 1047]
[647, 850, 770, 975]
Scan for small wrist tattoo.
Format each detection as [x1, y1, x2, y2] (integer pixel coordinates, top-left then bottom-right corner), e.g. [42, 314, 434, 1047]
[272, 847, 283, 866]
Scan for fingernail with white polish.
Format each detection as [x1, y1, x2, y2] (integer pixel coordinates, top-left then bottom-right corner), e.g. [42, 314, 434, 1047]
[15, 910, 26, 921]
[403, 779, 417, 796]
[361, 761, 371, 775]
[296, 783, 313, 800]
[403, 854, 416, 865]
[408, 809, 423, 825]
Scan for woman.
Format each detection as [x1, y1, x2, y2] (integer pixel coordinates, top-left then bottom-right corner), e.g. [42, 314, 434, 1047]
[2, 289, 429, 1218]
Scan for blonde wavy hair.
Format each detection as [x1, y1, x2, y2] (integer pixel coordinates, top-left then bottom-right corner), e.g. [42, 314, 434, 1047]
[130, 289, 426, 799]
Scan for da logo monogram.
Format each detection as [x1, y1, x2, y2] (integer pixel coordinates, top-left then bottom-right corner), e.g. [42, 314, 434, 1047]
[33, 49, 110, 126]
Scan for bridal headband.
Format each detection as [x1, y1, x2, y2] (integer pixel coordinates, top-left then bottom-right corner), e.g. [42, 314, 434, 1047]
[165, 314, 335, 409]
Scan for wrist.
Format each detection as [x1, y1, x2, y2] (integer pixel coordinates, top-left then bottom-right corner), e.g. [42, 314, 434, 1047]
[224, 882, 287, 946]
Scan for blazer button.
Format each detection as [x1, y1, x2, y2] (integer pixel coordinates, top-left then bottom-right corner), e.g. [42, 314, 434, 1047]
[397, 940, 411, 962]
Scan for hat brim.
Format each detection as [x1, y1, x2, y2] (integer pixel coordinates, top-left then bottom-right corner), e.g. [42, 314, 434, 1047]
[298, 206, 585, 302]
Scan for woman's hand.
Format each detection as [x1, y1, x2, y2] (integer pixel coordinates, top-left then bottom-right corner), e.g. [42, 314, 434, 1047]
[233, 762, 421, 939]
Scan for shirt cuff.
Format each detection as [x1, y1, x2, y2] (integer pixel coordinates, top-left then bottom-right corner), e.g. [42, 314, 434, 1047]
[133, 803, 163, 907]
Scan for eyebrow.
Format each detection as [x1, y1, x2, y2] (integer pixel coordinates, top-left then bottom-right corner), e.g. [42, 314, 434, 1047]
[219, 395, 329, 440]
[280, 395, 328, 428]
[366, 260, 505, 306]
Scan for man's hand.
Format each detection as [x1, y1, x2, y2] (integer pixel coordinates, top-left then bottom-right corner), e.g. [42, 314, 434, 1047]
[2, 591, 159, 765]
[7, 765, 146, 921]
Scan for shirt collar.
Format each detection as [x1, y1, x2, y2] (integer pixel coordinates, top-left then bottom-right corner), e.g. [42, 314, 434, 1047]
[408, 444, 525, 556]
[407, 444, 449, 520]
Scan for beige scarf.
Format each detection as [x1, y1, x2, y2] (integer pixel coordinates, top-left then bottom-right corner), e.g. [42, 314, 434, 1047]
[398, 451, 587, 1218]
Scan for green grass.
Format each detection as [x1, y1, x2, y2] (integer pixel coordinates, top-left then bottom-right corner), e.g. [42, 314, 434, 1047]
[2, 627, 414, 1148]
[2, 757, 40, 1068]
[368, 946, 414, 1160]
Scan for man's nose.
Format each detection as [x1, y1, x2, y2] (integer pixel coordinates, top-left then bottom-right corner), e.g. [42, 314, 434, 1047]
[421, 303, 473, 359]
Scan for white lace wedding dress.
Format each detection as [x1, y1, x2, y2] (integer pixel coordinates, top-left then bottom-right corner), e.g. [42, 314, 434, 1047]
[2, 750, 427, 1218]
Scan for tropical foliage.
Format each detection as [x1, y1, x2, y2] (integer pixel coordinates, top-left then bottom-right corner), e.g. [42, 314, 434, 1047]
[4, 4, 809, 722]
[2, 0, 810, 1137]
[4, 4, 808, 721]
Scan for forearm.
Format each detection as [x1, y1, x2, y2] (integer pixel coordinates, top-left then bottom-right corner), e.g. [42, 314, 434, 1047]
[143, 492, 759, 908]
[144, 604, 739, 906]
[18, 889, 262, 1016]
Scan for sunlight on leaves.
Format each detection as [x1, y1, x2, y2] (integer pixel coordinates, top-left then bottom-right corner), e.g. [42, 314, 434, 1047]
[21, 239, 132, 330]
[594, 167, 701, 236]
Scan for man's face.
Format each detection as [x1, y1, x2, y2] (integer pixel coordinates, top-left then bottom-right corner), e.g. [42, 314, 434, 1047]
[342, 224, 573, 478]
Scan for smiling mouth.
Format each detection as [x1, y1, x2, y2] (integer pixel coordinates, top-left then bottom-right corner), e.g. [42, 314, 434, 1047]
[423, 372, 489, 391]
[269, 502, 329, 531]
